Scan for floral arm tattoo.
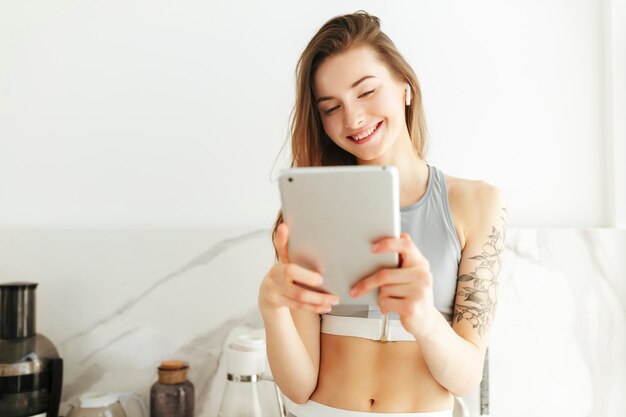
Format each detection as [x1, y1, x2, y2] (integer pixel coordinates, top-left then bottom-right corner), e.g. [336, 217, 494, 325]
[454, 207, 507, 337]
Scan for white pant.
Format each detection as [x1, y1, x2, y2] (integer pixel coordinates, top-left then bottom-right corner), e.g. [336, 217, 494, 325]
[286, 399, 453, 417]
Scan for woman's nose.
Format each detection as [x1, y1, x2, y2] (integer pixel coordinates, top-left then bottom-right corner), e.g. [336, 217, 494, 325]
[344, 103, 365, 130]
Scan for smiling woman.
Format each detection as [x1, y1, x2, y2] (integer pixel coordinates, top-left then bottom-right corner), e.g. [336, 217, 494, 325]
[257, 10, 508, 417]
[313, 46, 410, 160]
[282, 11, 429, 169]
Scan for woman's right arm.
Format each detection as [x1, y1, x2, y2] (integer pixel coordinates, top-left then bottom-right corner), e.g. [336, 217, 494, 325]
[258, 223, 339, 404]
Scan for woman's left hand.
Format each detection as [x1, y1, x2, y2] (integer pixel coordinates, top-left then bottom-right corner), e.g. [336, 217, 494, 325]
[350, 233, 437, 337]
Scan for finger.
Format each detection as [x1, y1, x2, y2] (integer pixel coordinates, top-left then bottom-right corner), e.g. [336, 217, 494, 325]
[378, 296, 405, 315]
[280, 295, 334, 313]
[372, 233, 428, 268]
[284, 284, 339, 307]
[281, 263, 325, 288]
[274, 223, 290, 264]
[378, 283, 412, 299]
[350, 268, 408, 298]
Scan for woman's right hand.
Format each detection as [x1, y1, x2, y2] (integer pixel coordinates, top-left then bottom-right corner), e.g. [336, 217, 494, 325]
[258, 223, 339, 314]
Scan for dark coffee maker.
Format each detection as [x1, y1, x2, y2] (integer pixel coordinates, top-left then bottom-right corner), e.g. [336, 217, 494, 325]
[0, 282, 63, 417]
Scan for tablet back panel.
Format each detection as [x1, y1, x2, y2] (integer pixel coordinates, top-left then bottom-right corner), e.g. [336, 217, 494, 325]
[279, 166, 400, 305]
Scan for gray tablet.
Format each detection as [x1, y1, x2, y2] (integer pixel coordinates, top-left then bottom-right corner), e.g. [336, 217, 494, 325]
[278, 165, 400, 306]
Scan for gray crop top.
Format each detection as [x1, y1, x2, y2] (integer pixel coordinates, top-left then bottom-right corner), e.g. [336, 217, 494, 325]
[328, 163, 462, 323]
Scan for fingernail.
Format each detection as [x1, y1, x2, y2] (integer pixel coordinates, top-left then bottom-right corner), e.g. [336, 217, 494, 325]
[330, 298, 339, 305]
[350, 288, 356, 297]
[371, 243, 379, 252]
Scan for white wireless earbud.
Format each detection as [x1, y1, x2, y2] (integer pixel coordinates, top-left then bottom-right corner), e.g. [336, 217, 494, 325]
[404, 83, 412, 106]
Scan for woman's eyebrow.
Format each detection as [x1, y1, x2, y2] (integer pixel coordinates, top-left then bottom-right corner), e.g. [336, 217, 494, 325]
[316, 75, 378, 104]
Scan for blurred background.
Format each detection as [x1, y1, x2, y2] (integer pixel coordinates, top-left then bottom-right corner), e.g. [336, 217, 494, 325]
[1, 0, 624, 228]
[0, 1, 624, 417]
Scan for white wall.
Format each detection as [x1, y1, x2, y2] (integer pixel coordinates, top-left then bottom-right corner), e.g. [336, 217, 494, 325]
[1, 0, 623, 228]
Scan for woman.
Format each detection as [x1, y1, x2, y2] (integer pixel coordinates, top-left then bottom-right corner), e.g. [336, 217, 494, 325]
[258, 11, 508, 417]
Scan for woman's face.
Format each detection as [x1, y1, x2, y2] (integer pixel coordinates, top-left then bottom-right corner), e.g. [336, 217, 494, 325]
[313, 46, 408, 164]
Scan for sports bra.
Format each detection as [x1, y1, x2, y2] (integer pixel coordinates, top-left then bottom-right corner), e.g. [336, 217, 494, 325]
[320, 163, 462, 341]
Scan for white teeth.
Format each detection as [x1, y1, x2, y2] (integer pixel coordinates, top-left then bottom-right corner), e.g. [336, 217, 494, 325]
[353, 123, 378, 141]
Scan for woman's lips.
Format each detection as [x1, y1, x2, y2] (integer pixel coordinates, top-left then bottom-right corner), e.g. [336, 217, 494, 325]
[348, 121, 383, 144]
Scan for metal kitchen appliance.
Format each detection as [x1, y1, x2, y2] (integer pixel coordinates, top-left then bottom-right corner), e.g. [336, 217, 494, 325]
[0, 282, 63, 417]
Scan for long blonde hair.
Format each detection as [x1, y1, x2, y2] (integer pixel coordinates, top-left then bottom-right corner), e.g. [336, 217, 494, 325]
[272, 11, 429, 259]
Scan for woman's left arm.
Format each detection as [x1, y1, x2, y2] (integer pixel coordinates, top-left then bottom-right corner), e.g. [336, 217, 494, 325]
[350, 182, 508, 397]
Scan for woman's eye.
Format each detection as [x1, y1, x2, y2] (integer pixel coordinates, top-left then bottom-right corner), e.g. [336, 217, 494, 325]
[324, 106, 339, 115]
[322, 90, 374, 115]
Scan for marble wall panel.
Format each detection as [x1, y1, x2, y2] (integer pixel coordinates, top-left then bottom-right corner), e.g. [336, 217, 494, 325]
[0, 228, 623, 417]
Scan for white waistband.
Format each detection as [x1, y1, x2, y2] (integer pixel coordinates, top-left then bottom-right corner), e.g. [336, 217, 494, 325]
[286, 398, 453, 417]
[321, 314, 416, 342]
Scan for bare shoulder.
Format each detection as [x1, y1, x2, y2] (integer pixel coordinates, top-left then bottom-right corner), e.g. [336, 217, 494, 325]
[444, 173, 507, 250]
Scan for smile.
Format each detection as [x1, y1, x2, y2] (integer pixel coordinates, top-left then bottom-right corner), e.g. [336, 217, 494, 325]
[348, 121, 383, 143]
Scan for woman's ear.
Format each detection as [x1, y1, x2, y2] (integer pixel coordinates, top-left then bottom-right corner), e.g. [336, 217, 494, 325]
[404, 83, 412, 106]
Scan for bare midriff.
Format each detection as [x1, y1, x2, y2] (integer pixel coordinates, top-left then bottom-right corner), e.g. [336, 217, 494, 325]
[309, 333, 454, 413]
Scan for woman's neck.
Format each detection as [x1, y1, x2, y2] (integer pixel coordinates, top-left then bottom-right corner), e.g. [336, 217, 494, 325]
[356, 130, 428, 208]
